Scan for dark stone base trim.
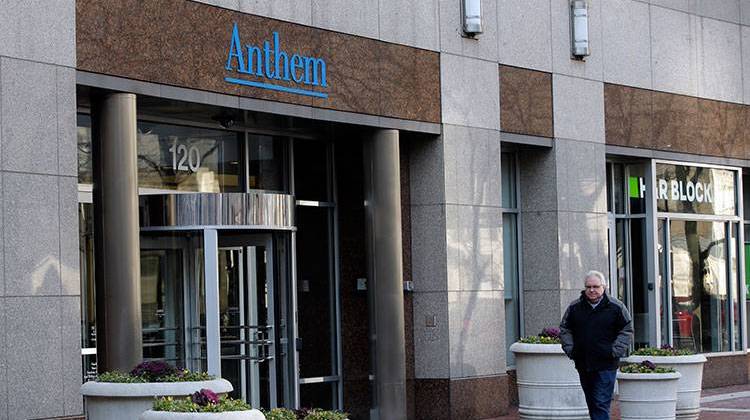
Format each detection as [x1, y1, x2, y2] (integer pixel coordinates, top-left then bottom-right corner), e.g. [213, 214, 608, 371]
[702, 353, 750, 389]
[414, 375, 509, 420]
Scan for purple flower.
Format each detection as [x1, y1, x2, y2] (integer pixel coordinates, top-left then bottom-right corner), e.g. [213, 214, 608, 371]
[540, 327, 561, 339]
[130, 361, 177, 381]
[191, 389, 219, 406]
[641, 360, 656, 370]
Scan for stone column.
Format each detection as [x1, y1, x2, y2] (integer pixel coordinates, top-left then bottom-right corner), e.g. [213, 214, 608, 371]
[363, 129, 407, 420]
[92, 92, 143, 372]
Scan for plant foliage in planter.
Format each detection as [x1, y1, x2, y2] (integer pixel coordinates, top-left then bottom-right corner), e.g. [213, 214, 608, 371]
[153, 389, 252, 413]
[263, 407, 349, 420]
[620, 360, 676, 374]
[98, 361, 213, 383]
[518, 327, 561, 344]
[631, 345, 694, 356]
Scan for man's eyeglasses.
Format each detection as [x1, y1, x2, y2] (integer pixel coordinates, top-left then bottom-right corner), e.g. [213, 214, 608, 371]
[584, 285, 603, 289]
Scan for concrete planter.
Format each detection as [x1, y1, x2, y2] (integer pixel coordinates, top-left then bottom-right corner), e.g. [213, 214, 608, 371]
[623, 354, 706, 420]
[616, 371, 681, 420]
[509, 342, 588, 419]
[139, 409, 265, 419]
[80, 379, 233, 420]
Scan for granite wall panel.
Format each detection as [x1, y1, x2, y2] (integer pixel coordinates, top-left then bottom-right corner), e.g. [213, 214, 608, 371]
[414, 375, 510, 420]
[605, 82, 750, 160]
[499, 65, 553, 138]
[76, 0, 440, 123]
[702, 354, 749, 388]
[414, 379, 450, 420]
[449, 375, 509, 419]
[603, 84, 653, 149]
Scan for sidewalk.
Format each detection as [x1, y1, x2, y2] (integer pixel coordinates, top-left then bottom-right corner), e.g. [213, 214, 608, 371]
[490, 383, 750, 419]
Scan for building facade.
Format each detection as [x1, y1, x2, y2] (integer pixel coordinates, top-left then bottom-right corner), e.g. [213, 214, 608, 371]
[1, 0, 750, 419]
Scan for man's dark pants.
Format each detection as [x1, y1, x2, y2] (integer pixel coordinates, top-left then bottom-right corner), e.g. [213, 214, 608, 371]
[578, 368, 617, 420]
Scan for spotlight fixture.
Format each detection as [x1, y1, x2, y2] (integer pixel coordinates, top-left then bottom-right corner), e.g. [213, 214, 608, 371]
[570, 0, 590, 60]
[461, 0, 482, 37]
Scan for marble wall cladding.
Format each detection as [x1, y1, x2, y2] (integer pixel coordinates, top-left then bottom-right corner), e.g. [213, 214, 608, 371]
[650, 5, 699, 97]
[76, 0, 440, 123]
[702, 354, 749, 388]
[601, 0, 652, 89]
[0, 0, 76, 67]
[449, 375, 509, 419]
[239, 0, 312, 25]
[499, 65, 554, 138]
[413, 292, 451, 379]
[441, 54, 501, 130]
[553, 74, 605, 143]
[497, 0, 552, 72]
[653, 91, 698, 154]
[558, 212, 609, 290]
[414, 379, 450, 420]
[414, 376, 510, 420]
[604, 82, 750, 160]
[554, 140, 607, 214]
[551, 0, 604, 81]
[743, 26, 750, 105]
[520, 211, 560, 291]
[448, 291, 505, 378]
[442, 125, 503, 207]
[698, 16, 743, 104]
[438, 0, 499, 62]
[522, 289, 563, 337]
[604, 84, 653, 149]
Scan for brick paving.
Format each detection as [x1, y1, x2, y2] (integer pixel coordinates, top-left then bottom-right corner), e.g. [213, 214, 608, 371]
[490, 383, 750, 420]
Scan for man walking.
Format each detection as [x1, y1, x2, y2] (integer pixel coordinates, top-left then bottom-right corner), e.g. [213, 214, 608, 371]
[560, 270, 633, 420]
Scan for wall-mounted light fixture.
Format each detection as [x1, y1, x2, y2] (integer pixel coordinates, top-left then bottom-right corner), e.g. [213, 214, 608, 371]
[462, 0, 482, 37]
[570, 0, 590, 60]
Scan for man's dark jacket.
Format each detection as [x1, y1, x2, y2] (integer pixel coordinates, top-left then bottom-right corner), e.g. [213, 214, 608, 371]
[560, 291, 633, 372]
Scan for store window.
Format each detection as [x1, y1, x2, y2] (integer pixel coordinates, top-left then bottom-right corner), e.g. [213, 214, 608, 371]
[656, 163, 743, 353]
[78, 115, 291, 194]
[606, 161, 650, 349]
[502, 152, 522, 366]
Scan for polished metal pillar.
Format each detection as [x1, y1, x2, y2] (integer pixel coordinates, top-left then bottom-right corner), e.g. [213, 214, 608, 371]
[363, 129, 407, 420]
[92, 92, 143, 372]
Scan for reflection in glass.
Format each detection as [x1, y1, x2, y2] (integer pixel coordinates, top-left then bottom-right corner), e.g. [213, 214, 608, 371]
[247, 135, 286, 191]
[656, 164, 736, 216]
[79, 203, 97, 382]
[627, 164, 647, 214]
[731, 223, 741, 350]
[658, 219, 669, 346]
[78, 114, 93, 184]
[138, 122, 242, 192]
[670, 220, 730, 352]
[140, 249, 185, 365]
[501, 153, 517, 209]
[615, 220, 627, 304]
[503, 213, 519, 366]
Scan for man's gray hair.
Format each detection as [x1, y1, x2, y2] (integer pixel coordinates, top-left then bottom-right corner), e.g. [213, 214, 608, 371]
[584, 270, 607, 287]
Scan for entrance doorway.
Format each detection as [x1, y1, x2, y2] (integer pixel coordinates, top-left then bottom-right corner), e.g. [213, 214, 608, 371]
[138, 230, 293, 408]
[217, 235, 281, 409]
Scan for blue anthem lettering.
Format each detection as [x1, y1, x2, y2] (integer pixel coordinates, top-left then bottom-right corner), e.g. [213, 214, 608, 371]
[224, 23, 328, 98]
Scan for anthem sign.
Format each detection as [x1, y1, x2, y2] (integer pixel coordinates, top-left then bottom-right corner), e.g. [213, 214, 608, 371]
[224, 23, 329, 98]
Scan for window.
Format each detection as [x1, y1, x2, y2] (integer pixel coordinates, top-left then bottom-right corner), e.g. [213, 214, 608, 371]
[607, 161, 650, 349]
[502, 152, 522, 366]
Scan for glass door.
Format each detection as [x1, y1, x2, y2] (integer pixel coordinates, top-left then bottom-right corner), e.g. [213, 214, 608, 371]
[140, 235, 191, 367]
[218, 235, 278, 409]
